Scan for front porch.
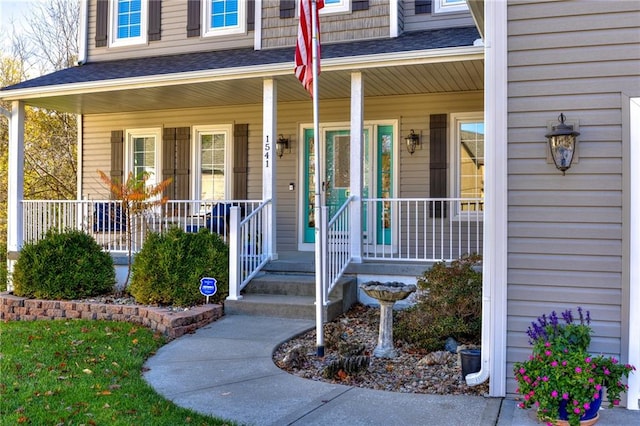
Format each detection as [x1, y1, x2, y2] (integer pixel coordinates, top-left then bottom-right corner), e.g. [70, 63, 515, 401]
[18, 196, 483, 305]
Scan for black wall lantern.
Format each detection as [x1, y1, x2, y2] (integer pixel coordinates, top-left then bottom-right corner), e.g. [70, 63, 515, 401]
[545, 113, 580, 175]
[405, 129, 420, 155]
[276, 134, 290, 158]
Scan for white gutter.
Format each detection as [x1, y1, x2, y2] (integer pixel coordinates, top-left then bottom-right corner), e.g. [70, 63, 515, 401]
[77, 0, 88, 65]
[465, 0, 508, 396]
[0, 45, 483, 101]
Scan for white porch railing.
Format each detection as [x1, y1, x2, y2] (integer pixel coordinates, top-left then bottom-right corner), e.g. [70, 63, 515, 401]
[323, 197, 353, 305]
[22, 199, 262, 253]
[361, 197, 483, 262]
[228, 199, 272, 300]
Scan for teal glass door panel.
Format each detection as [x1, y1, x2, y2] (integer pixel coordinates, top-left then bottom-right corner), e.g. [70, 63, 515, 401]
[376, 125, 393, 245]
[303, 128, 316, 243]
[325, 130, 351, 218]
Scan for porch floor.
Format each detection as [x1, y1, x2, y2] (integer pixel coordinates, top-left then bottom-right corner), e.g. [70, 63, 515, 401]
[268, 250, 433, 278]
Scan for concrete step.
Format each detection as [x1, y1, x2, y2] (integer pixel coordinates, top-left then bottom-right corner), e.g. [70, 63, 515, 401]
[225, 273, 357, 321]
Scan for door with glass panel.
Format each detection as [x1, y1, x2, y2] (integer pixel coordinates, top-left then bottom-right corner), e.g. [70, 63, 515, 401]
[301, 125, 393, 248]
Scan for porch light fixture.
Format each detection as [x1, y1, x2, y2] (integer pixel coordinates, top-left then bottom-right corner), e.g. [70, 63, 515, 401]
[545, 113, 580, 175]
[276, 134, 290, 158]
[405, 129, 420, 155]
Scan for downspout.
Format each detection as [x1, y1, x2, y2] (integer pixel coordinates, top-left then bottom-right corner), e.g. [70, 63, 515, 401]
[389, 0, 398, 38]
[465, 0, 508, 394]
[253, 0, 262, 50]
[77, 0, 88, 65]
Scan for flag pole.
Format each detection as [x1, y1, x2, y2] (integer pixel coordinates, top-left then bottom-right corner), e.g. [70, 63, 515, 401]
[311, 0, 324, 357]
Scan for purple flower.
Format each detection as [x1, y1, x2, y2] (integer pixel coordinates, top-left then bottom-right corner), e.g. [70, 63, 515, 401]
[574, 407, 581, 414]
[551, 390, 558, 398]
[542, 376, 549, 382]
[519, 368, 526, 374]
[551, 361, 558, 367]
[594, 392, 600, 399]
[562, 393, 569, 400]
[583, 402, 591, 410]
[575, 367, 582, 373]
[545, 350, 552, 357]
[595, 384, 602, 391]
[585, 357, 591, 363]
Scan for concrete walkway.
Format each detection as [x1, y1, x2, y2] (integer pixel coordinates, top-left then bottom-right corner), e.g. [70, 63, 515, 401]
[143, 314, 640, 426]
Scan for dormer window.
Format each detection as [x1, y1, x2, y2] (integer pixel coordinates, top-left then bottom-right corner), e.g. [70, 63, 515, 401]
[202, 0, 246, 37]
[433, 0, 468, 14]
[322, 0, 350, 14]
[110, 0, 148, 47]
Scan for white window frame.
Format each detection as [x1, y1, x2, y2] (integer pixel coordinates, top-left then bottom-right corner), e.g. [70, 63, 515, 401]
[109, 0, 148, 47]
[449, 112, 484, 220]
[322, 0, 351, 14]
[192, 125, 233, 202]
[201, 0, 246, 38]
[434, 0, 468, 15]
[124, 127, 162, 186]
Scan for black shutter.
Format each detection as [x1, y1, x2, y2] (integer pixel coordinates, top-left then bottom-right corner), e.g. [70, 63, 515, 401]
[415, 0, 432, 14]
[353, 0, 369, 12]
[187, 0, 201, 37]
[233, 124, 249, 200]
[148, 0, 162, 41]
[95, 0, 109, 47]
[162, 127, 191, 201]
[429, 114, 447, 218]
[110, 130, 124, 199]
[280, 0, 295, 19]
[247, 0, 255, 31]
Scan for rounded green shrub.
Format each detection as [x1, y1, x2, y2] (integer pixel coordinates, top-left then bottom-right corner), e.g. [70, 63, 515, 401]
[129, 227, 229, 306]
[12, 229, 116, 299]
[394, 253, 482, 352]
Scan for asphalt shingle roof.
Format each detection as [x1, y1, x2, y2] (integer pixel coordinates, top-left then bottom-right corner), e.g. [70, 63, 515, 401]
[2, 27, 480, 92]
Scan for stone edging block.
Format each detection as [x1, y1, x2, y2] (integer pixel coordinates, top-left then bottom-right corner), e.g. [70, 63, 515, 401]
[0, 292, 223, 340]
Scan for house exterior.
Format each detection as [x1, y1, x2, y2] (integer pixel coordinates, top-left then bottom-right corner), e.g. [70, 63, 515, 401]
[1, 0, 639, 408]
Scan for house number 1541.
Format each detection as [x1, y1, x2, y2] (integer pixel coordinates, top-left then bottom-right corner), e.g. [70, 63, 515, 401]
[264, 136, 270, 168]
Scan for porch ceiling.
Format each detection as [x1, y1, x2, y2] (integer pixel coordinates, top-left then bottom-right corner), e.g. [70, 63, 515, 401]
[11, 59, 484, 114]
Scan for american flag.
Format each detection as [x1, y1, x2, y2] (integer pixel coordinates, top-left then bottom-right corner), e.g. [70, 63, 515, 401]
[295, 0, 324, 97]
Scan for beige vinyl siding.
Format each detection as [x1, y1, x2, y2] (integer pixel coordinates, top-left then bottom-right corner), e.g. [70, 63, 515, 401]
[81, 90, 481, 251]
[87, 0, 254, 62]
[505, 0, 640, 395]
[261, 0, 390, 49]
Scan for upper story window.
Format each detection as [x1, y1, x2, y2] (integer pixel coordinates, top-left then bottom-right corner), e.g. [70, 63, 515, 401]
[434, 0, 468, 14]
[110, 0, 148, 47]
[202, 0, 246, 37]
[322, 0, 350, 14]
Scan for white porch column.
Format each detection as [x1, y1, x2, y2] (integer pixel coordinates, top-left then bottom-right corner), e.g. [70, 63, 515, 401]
[350, 72, 363, 263]
[263, 78, 277, 260]
[7, 101, 25, 254]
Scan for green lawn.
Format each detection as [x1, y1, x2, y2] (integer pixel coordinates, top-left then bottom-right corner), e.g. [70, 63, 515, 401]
[0, 319, 234, 425]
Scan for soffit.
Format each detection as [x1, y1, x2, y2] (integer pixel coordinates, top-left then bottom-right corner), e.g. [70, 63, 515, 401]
[13, 59, 484, 114]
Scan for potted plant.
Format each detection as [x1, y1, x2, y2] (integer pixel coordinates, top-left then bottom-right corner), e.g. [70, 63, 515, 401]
[513, 307, 635, 426]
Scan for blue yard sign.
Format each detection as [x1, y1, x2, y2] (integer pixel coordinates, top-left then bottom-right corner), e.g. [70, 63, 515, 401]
[200, 277, 217, 303]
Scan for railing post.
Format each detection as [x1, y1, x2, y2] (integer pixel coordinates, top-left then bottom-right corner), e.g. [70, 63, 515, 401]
[321, 206, 329, 305]
[227, 206, 243, 301]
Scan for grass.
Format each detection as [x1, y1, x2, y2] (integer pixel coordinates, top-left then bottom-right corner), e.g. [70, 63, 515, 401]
[0, 319, 234, 425]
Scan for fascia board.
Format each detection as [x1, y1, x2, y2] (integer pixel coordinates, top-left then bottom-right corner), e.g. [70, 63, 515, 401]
[0, 46, 484, 101]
